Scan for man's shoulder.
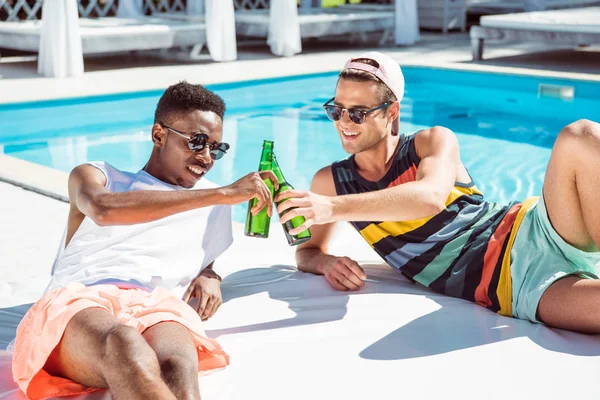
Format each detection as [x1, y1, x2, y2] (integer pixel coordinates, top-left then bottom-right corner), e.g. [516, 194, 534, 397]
[414, 126, 454, 140]
[311, 165, 336, 196]
[74, 162, 151, 193]
[413, 126, 456, 152]
[68, 161, 116, 189]
[314, 164, 335, 181]
[78, 161, 126, 179]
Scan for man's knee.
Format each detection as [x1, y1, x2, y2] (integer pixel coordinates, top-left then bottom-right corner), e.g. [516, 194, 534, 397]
[103, 325, 159, 376]
[557, 119, 600, 148]
[158, 353, 198, 377]
[104, 325, 140, 353]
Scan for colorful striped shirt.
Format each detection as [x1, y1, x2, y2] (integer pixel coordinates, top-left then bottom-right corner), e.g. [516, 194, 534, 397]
[331, 132, 536, 316]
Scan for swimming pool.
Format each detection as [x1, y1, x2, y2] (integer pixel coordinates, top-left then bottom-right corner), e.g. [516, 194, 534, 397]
[1, 68, 598, 222]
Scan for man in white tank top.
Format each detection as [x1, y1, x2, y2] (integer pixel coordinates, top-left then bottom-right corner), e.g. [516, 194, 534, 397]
[12, 82, 279, 400]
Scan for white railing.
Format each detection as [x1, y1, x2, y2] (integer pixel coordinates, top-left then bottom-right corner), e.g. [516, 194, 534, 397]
[0, 0, 122, 21]
[0, 0, 43, 21]
[78, 0, 118, 18]
[0, 0, 189, 21]
[0, 0, 326, 21]
[233, 0, 269, 9]
[143, 0, 185, 14]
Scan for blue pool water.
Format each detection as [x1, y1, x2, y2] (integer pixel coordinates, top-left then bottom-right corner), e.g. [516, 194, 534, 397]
[1, 68, 598, 222]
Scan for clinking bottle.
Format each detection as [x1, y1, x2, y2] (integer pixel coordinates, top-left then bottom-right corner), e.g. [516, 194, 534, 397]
[244, 140, 275, 238]
[271, 154, 312, 246]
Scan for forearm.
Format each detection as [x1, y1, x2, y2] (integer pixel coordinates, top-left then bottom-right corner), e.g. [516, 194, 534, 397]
[87, 188, 229, 225]
[332, 181, 445, 222]
[296, 247, 336, 275]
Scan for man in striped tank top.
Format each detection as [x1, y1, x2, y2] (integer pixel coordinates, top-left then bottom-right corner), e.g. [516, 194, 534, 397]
[276, 52, 600, 334]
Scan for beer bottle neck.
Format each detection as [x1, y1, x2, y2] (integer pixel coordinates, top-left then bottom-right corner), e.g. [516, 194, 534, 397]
[272, 156, 294, 192]
[272, 167, 285, 183]
[271, 155, 286, 184]
[258, 145, 274, 171]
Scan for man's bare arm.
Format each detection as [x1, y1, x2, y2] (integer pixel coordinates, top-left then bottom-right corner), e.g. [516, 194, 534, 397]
[332, 127, 458, 222]
[278, 127, 460, 233]
[295, 166, 338, 275]
[69, 164, 278, 226]
[295, 167, 366, 291]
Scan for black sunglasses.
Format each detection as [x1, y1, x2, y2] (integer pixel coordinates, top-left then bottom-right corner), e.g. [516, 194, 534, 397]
[161, 123, 230, 160]
[322, 97, 391, 125]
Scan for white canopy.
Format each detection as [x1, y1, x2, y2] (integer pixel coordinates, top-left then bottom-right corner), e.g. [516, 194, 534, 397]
[37, 0, 84, 78]
[206, 0, 237, 62]
[395, 0, 420, 45]
[268, 0, 302, 57]
[35, 0, 418, 75]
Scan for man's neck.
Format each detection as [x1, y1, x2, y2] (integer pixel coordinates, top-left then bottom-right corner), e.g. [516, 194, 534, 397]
[354, 135, 401, 182]
[142, 159, 178, 187]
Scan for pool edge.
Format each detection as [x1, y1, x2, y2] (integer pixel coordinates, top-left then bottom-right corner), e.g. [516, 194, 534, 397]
[0, 154, 69, 202]
[1, 59, 599, 105]
[404, 60, 600, 84]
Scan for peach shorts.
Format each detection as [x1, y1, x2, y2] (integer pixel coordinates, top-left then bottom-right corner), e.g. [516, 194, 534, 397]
[12, 282, 229, 400]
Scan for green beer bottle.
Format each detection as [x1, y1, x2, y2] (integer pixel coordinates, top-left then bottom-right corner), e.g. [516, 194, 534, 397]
[272, 154, 312, 246]
[244, 140, 275, 238]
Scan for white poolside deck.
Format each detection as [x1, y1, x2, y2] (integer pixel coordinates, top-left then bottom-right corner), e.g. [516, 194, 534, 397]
[5, 175, 600, 400]
[1, 33, 600, 400]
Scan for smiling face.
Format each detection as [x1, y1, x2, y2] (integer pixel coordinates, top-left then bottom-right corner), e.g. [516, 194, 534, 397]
[333, 78, 396, 155]
[149, 109, 224, 188]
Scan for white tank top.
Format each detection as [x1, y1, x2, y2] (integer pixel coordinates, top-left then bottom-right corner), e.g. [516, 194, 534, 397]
[46, 162, 233, 294]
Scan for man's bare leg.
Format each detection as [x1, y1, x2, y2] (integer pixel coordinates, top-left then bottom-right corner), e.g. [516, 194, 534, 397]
[536, 119, 600, 333]
[538, 277, 600, 333]
[44, 308, 176, 400]
[143, 321, 201, 400]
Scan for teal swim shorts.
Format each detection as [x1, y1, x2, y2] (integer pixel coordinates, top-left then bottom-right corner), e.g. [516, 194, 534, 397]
[510, 194, 600, 323]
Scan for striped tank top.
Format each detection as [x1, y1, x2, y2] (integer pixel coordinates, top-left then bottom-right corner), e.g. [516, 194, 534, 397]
[331, 132, 535, 317]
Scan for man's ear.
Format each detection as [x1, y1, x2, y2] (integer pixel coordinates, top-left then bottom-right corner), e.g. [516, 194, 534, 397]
[388, 101, 400, 124]
[151, 123, 164, 147]
[388, 102, 400, 136]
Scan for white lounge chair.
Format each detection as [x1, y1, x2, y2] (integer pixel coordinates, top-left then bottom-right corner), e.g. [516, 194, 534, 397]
[468, 0, 600, 14]
[235, 7, 394, 45]
[156, 7, 395, 54]
[0, 16, 206, 58]
[339, 2, 467, 33]
[470, 6, 600, 60]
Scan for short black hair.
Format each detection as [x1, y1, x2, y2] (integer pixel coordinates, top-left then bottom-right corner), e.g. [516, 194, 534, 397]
[154, 81, 226, 124]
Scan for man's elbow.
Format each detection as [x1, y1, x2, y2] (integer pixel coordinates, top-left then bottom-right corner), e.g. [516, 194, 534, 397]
[428, 201, 446, 216]
[295, 248, 309, 272]
[86, 198, 114, 226]
[296, 264, 309, 273]
[295, 246, 322, 273]
[425, 190, 447, 215]
[90, 207, 113, 226]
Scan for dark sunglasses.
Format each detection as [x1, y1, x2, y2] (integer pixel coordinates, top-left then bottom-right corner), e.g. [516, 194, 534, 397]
[161, 123, 230, 160]
[323, 97, 391, 125]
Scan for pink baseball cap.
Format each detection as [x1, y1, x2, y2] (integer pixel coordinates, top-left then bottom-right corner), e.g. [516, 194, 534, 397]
[341, 52, 404, 134]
